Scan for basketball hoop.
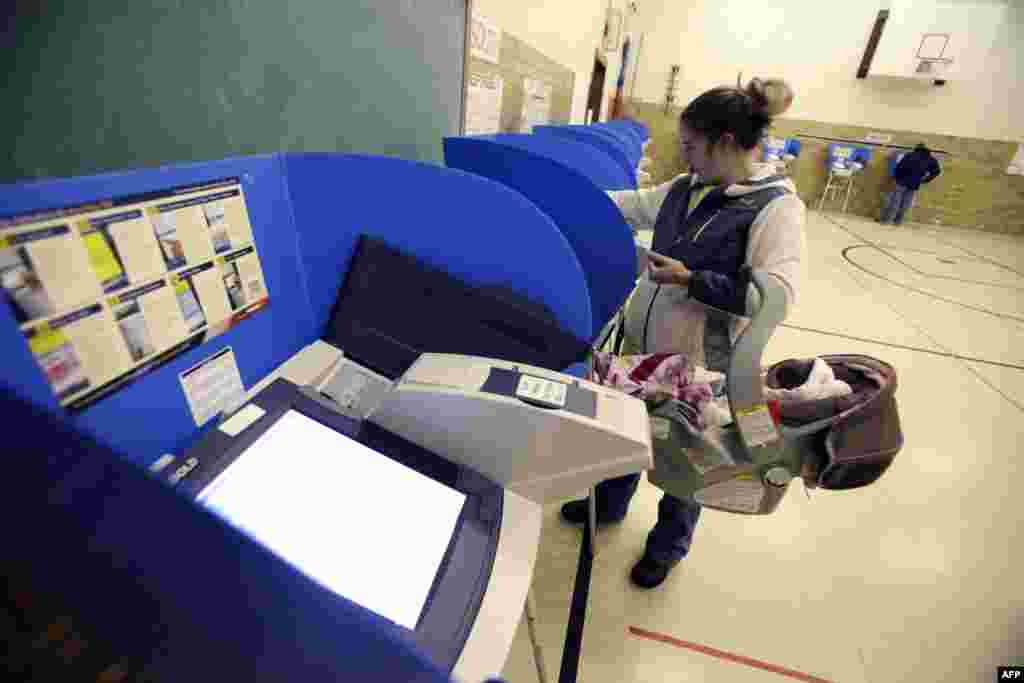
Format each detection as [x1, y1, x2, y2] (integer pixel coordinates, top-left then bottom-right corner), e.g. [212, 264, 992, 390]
[911, 57, 952, 81]
[912, 33, 953, 81]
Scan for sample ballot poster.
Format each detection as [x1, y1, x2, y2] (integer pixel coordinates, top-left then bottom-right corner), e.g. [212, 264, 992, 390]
[464, 72, 504, 136]
[469, 13, 501, 64]
[520, 78, 553, 133]
[0, 178, 270, 412]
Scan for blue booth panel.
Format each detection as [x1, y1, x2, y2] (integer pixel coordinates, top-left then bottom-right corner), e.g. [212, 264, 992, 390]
[1, 153, 592, 464]
[0, 155, 315, 464]
[4, 390, 454, 683]
[594, 121, 644, 152]
[445, 136, 636, 340]
[485, 133, 633, 191]
[282, 153, 591, 344]
[591, 124, 643, 164]
[534, 125, 638, 188]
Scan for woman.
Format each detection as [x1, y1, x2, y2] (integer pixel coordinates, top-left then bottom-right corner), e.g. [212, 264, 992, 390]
[562, 77, 807, 589]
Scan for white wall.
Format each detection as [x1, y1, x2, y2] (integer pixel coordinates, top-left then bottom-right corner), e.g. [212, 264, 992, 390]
[472, 0, 635, 123]
[629, 0, 1024, 141]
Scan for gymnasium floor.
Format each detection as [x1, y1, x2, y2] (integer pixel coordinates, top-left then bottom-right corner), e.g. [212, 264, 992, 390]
[501, 210, 1024, 683]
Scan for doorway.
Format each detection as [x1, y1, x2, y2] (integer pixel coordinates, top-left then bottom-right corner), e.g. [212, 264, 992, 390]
[585, 56, 606, 124]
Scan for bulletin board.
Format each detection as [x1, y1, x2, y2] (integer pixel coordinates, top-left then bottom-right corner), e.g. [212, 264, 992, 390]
[463, 12, 575, 135]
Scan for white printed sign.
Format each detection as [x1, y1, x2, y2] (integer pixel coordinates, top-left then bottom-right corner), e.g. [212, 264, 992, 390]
[520, 78, 553, 133]
[469, 14, 501, 64]
[464, 72, 504, 135]
[864, 132, 893, 145]
[1008, 144, 1024, 176]
[179, 346, 245, 426]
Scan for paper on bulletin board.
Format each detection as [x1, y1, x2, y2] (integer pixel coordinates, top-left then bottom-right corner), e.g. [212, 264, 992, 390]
[464, 72, 504, 136]
[520, 78, 552, 133]
[1008, 144, 1024, 176]
[469, 13, 501, 64]
[179, 346, 246, 427]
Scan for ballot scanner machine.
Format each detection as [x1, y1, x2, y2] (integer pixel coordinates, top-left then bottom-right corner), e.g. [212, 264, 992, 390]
[0, 153, 651, 682]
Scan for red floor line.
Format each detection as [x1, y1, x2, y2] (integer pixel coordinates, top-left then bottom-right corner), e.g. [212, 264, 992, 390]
[629, 626, 836, 683]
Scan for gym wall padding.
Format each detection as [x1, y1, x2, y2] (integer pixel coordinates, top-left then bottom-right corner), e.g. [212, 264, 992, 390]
[534, 125, 638, 188]
[444, 137, 636, 340]
[1, 153, 593, 464]
[1, 1, 466, 183]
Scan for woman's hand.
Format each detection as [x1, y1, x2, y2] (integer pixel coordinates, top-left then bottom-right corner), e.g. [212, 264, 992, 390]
[647, 251, 692, 287]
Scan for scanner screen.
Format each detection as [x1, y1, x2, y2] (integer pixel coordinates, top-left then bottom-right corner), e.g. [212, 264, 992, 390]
[197, 409, 466, 629]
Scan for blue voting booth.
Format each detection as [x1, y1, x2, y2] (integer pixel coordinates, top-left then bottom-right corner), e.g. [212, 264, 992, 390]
[444, 135, 637, 341]
[534, 124, 639, 188]
[1, 152, 609, 682]
[0, 153, 592, 463]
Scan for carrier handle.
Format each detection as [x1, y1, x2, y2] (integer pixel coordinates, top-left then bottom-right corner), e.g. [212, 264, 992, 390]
[727, 269, 789, 456]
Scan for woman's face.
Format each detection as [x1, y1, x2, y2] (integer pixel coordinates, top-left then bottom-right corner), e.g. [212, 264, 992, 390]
[679, 122, 716, 180]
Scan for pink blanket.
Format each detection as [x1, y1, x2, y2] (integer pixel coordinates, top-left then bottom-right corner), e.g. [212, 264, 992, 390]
[590, 352, 714, 430]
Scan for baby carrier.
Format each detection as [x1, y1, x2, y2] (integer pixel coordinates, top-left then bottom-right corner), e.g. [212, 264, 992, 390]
[593, 270, 904, 514]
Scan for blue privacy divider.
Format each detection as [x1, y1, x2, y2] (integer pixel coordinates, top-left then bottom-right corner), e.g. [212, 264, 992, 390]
[486, 133, 632, 190]
[590, 125, 642, 162]
[534, 125, 638, 188]
[0, 155, 316, 464]
[1, 153, 593, 464]
[593, 121, 644, 152]
[612, 117, 649, 141]
[444, 136, 636, 341]
[5, 390, 454, 683]
[282, 153, 592, 343]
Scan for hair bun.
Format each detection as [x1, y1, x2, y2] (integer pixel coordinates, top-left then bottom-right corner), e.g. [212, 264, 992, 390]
[745, 77, 794, 117]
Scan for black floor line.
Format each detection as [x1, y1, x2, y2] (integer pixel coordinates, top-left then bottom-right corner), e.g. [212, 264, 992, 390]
[814, 213, 1024, 414]
[847, 243, 1024, 292]
[779, 323, 1024, 371]
[815, 212, 1024, 324]
[924, 228, 1024, 281]
[841, 245, 1024, 323]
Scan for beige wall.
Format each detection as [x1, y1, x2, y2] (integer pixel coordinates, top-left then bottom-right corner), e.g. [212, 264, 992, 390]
[472, 0, 634, 123]
[630, 0, 1024, 142]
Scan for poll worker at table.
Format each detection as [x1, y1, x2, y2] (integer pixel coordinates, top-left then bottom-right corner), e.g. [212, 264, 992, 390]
[561, 77, 807, 589]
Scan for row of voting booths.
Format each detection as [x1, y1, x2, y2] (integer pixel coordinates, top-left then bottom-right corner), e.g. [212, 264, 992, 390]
[3, 116, 893, 683]
[0, 123, 652, 683]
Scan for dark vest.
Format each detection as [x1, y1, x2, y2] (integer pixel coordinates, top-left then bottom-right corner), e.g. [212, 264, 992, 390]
[651, 175, 790, 272]
[649, 175, 791, 372]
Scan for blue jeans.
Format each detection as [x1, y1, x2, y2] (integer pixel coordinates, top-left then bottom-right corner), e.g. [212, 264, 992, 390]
[595, 473, 701, 566]
[881, 184, 915, 225]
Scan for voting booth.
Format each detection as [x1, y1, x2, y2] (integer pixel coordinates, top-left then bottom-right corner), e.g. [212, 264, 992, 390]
[534, 125, 639, 189]
[444, 135, 637, 342]
[0, 152, 655, 682]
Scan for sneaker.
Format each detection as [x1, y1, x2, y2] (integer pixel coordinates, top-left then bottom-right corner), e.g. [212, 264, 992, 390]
[560, 499, 626, 527]
[630, 555, 673, 589]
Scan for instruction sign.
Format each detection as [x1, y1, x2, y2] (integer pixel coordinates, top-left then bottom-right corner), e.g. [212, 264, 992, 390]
[469, 13, 501, 64]
[1, 178, 270, 412]
[179, 347, 245, 427]
[520, 78, 553, 133]
[465, 72, 504, 135]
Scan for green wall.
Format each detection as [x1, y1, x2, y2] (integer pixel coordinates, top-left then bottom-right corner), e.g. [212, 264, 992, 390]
[2, 1, 465, 184]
